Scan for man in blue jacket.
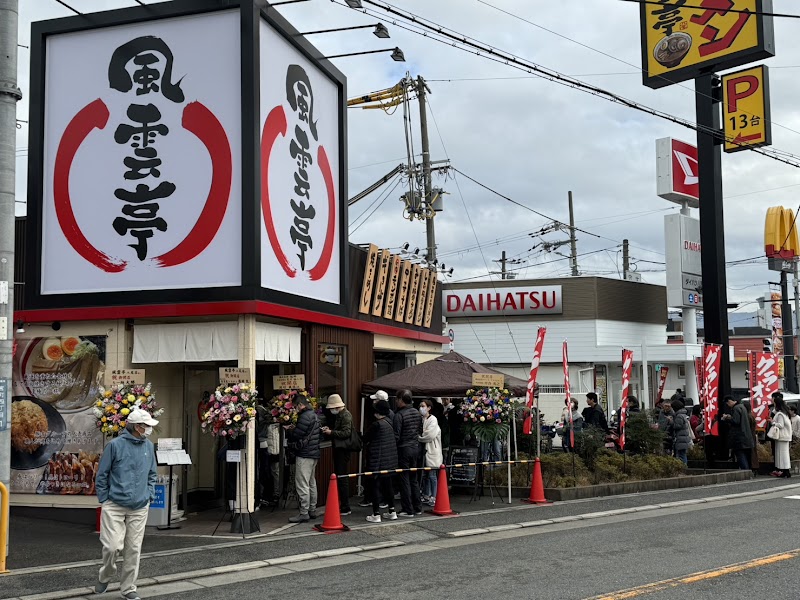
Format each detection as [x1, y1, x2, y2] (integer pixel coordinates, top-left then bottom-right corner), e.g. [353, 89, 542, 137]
[94, 408, 158, 600]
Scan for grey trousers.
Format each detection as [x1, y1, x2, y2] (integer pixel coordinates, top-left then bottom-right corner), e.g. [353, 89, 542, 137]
[98, 501, 149, 594]
[294, 457, 318, 515]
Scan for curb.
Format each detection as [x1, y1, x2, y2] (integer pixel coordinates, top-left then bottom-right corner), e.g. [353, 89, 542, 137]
[4, 541, 404, 600]
[446, 482, 800, 538]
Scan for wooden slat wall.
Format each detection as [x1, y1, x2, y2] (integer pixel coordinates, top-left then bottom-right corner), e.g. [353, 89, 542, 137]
[303, 324, 374, 503]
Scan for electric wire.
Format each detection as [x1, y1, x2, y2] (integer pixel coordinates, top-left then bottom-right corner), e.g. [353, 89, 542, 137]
[349, 175, 402, 235]
[476, 0, 800, 141]
[617, 0, 800, 19]
[335, 0, 800, 171]
[53, 0, 81, 14]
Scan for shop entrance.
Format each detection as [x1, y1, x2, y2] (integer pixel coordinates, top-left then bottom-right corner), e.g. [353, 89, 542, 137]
[184, 366, 224, 507]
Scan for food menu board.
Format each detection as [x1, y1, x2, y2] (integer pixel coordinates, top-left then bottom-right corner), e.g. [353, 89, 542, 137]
[10, 336, 106, 495]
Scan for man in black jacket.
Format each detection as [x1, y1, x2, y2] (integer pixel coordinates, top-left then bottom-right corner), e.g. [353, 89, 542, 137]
[584, 392, 608, 432]
[285, 397, 320, 523]
[394, 389, 423, 517]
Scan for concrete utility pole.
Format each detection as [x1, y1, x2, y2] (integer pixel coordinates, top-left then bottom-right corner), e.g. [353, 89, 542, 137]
[780, 272, 798, 393]
[622, 239, 629, 280]
[0, 0, 21, 556]
[416, 75, 435, 263]
[568, 191, 578, 276]
[494, 251, 507, 279]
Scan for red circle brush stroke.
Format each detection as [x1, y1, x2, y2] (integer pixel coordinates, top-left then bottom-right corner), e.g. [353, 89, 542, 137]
[53, 99, 232, 272]
[261, 105, 337, 281]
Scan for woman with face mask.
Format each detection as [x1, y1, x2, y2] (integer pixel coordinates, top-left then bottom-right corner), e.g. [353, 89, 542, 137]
[321, 394, 356, 515]
[418, 398, 442, 506]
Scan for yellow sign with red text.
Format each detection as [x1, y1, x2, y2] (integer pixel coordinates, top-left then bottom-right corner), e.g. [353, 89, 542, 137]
[722, 65, 771, 152]
[640, 0, 774, 89]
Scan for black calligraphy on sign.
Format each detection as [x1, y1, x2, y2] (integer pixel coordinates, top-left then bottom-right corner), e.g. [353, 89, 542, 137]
[286, 65, 319, 271]
[651, 0, 687, 37]
[109, 36, 184, 261]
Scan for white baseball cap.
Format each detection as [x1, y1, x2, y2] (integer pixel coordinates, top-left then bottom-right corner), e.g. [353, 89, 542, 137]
[127, 408, 159, 427]
[370, 390, 389, 402]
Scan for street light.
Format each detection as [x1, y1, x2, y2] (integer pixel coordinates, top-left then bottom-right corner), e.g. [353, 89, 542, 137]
[345, 0, 363, 7]
[324, 47, 405, 62]
[298, 23, 390, 38]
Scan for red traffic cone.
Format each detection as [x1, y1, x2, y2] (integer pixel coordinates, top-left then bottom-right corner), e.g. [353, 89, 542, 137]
[522, 458, 550, 504]
[314, 474, 349, 532]
[430, 465, 457, 516]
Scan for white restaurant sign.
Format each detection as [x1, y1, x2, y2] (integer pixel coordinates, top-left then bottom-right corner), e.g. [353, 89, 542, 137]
[259, 22, 341, 305]
[40, 11, 242, 294]
[444, 286, 562, 317]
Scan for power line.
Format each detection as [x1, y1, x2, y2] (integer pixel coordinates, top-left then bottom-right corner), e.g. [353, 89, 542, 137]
[349, 174, 402, 234]
[617, 0, 800, 19]
[53, 0, 81, 14]
[476, 0, 800, 141]
[338, 0, 800, 171]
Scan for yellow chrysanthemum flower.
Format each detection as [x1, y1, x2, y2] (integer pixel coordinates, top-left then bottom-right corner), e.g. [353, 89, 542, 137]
[127, 394, 135, 403]
[101, 416, 107, 423]
[121, 408, 130, 416]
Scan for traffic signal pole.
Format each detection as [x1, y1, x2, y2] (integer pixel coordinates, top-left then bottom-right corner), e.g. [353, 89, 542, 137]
[695, 73, 731, 400]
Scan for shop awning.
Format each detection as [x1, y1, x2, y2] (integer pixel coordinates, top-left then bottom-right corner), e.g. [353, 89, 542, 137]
[132, 322, 301, 363]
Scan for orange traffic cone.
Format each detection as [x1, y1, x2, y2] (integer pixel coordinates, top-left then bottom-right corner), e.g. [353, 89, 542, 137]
[314, 474, 349, 532]
[430, 465, 457, 516]
[522, 458, 550, 504]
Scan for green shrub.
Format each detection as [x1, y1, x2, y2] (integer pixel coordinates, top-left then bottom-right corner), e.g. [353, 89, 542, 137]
[758, 441, 774, 462]
[624, 413, 664, 455]
[485, 452, 535, 487]
[574, 427, 606, 468]
[540, 452, 591, 487]
[687, 444, 705, 461]
[627, 454, 685, 480]
[591, 451, 629, 484]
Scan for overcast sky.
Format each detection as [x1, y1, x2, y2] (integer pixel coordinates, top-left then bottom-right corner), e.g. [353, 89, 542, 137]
[13, 0, 800, 312]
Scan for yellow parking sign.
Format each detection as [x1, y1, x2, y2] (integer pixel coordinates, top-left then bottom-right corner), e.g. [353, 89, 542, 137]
[722, 64, 771, 153]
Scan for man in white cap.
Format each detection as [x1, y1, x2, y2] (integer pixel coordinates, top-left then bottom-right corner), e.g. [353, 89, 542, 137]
[94, 408, 158, 600]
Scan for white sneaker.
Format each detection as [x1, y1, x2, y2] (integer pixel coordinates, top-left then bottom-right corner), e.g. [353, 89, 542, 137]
[382, 511, 398, 520]
[366, 514, 381, 523]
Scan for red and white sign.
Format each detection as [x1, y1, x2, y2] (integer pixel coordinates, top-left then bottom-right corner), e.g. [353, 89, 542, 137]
[656, 137, 699, 209]
[563, 340, 574, 448]
[619, 348, 633, 450]
[702, 344, 722, 436]
[750, 351, 778, 430]
[523, 327, 546, 436]
[656, 366, 669, 402]
[40, 11, 242, 294]
[444, 286, 562, 317]
[260, 22, 341, 305]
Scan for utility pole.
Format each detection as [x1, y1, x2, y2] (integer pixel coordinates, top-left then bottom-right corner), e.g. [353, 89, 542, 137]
[568, 191, 578, 276]
[416, 75, 435, 263]
[622, 239, 630, 280]
[781, 271, 798, 393]
[494, 251, 507, 279]
[0, 0, 21, 557]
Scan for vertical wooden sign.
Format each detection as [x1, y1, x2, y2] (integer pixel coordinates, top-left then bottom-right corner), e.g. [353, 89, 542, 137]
[405, 265, 423, 325]
[383, 254, 403, 320]
[359, 244, 380, 314]
[414, 268, 431, 326]
[423, 275, 438, 329]
[372, 249, 392, 317]
[394, 259, 413, 323]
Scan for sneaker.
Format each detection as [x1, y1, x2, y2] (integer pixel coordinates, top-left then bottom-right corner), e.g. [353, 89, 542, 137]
[366, 514, 381, 523]
[309, 511, 317, 519]
[94, 581, 108, 594]
[379, 502, 389, 509]
[288, 514, 310, 523]
[398, 511, 415, 518]
[382, 510, 398, 520]
[413, 509, 423, 515]
[121, 592, 141, 600]
[424, 498, 435, 507]
[358, 500, 372, 507]
[340, 510, 352, 516]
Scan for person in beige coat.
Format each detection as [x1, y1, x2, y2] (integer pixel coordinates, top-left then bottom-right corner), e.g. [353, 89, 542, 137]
[419, 398, 442, 507]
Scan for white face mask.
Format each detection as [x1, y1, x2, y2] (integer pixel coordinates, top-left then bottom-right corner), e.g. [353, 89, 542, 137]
[330, 408, 341, 415]
[420, 406, 428, 416]
[143, 426, 153, 437]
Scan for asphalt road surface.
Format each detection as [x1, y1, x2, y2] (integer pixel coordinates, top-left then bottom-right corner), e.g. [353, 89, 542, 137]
[119, 487, 800, 600]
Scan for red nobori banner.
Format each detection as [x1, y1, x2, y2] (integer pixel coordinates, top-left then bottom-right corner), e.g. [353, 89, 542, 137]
[657, 366, 669, 402]
[523, 327, 546, 436]
[695, 356, 704, 405]
[619, 349, 634, 450]
[750, 351, 779, 430]
[702, 344, 722, 436]
[563, 340, 574, 448]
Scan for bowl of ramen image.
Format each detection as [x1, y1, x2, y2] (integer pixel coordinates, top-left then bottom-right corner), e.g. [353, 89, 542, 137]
[654, 32, 692, 69]
[10, 396, 66, 470]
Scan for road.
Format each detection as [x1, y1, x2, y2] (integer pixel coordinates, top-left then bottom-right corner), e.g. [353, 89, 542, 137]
[4, 480, 799, 600]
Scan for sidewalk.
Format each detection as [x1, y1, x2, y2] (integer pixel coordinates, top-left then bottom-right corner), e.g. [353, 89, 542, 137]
[3, 478, 796, 600]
